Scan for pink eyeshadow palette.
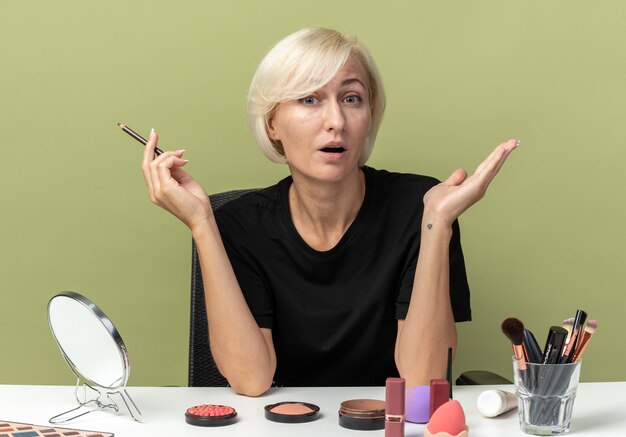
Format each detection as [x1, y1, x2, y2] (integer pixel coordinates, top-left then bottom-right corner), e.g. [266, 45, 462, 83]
[0, 421, 113, 437]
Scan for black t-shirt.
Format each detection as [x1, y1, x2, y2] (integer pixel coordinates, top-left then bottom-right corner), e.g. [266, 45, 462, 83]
[214, 166, 471, 387]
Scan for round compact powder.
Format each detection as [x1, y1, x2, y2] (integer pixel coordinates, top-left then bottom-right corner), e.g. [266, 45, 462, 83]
[264, 401, 320, 424]
[339, 399, 385, 430]
[185, 404, 237, 427]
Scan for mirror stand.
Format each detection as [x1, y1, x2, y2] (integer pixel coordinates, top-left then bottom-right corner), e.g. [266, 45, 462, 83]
[49, 378, 143, 424]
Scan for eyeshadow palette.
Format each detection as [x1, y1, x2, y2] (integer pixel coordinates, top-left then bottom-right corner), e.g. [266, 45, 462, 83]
[0, 421, 113, 437]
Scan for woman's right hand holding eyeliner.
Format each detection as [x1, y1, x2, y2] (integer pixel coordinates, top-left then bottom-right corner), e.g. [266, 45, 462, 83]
[141, 129, 213, 231]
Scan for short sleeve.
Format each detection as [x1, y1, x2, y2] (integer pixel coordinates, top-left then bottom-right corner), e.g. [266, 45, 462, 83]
[215, 206, 275, 329]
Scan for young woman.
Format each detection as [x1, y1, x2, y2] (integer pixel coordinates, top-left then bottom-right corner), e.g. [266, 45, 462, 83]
[141, 28, 518, 396]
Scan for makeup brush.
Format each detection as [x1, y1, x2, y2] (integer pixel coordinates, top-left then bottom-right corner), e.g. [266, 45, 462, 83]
[523, 329, 543, 364]
[562, 318, 574, 343]
[571, 320, 598, 363]
[561, 310, 587, 363]
[501, 318, 527, 369]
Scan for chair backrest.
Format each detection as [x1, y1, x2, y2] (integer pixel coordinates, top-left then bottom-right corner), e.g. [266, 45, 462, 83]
[188, 189, 259, 387]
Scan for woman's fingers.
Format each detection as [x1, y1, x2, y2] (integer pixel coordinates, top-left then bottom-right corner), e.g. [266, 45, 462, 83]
[424, 139, 519, 224]
[138, 134, 210, 230]
[149, 150, 187, 204]
[141, 129, 159, 197]
[489, 140, 519, 178]
[443, 168, 468, 187]
[139, 128, 187, 206]
[474, 139, 517, 175]
[156, 152, 188, 195]
[472, 139, 519, 189]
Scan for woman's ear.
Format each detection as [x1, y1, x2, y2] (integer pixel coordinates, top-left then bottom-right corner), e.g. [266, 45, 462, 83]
[267, 116, 280, 141]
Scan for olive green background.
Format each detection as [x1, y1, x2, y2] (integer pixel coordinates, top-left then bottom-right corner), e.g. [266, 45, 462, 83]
[1, 0, 624, 387]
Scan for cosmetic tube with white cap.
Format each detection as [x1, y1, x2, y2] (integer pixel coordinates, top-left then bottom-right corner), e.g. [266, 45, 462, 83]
[477, 390, 517, 417]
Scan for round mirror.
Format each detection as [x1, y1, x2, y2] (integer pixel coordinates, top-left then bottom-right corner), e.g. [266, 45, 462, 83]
[48, 292, 129, 390]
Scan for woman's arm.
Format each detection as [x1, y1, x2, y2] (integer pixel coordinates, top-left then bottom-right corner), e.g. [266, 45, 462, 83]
[142, 130, 276, 396]
[395, 139, 519, 386]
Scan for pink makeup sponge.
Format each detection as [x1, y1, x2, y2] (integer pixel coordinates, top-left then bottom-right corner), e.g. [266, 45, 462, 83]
[424, 400, 469, 437]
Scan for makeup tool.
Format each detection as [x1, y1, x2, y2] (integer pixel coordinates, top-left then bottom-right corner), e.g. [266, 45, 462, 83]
[561, 310, 587, 363]
[264, 401, 320, 424]
[446, 346, 453, 399]
[338, 399, 385, 430]
[0, 420, 113, 437]
[117, 122, 164, 155]
[504, 311, 597, 431]
[429, 379, 450, 418]
[501, 318, 527, 369]
[385, 377, 405, 437]
[523, 329, 543, 363]
[541, 326, 568, 364]
[476, 389, 517, 417]
[562, 318, 574, 342]
[405, 385, 430, 423]
[571, 319, 598, 363]
[185, 404, 237, 427]
[424, 400, 468, 437]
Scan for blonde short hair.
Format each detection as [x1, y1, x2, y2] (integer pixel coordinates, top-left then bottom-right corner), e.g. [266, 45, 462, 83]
[247, 28, 386, 166]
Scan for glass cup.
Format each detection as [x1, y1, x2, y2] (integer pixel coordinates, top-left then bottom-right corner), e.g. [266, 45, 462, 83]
[512, 358, 581, 435]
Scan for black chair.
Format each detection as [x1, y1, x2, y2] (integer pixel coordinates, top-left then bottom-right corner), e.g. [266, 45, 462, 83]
[187, 188, 511, 387]
[456, 370, 512, 385]
[188, 189, 259, 387]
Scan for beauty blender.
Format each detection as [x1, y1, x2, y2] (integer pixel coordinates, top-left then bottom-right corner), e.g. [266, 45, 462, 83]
[424, 400, 469, 437]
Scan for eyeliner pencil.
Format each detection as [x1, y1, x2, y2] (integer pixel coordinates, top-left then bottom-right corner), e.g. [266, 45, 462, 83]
[447, 347, 453, 399]
[118, 122, 164, 155]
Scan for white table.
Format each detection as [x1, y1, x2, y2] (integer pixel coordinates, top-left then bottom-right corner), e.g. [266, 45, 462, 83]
[0, 383, 624, 436]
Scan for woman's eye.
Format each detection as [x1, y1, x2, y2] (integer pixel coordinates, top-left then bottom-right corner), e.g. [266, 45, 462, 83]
[300, 96, 318, 105]
[344, 95, 361, 104]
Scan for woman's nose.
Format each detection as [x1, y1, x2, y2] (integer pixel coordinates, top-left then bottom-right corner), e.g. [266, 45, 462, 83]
[323, 100, 346, 132]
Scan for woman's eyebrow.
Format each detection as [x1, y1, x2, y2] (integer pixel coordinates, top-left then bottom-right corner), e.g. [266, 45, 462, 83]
[341, 77, 366, 88]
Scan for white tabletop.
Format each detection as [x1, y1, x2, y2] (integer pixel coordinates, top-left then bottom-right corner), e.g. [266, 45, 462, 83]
[0, 382, 624, 436]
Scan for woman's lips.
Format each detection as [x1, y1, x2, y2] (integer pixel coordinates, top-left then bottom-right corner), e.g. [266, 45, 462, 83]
[320, 146, 346, 153]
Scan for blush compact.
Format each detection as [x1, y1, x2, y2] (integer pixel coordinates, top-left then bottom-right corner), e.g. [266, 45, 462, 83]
[338, 399, 386, 430]
[185, 404, 237, 426]
[264, 401, 320, 423]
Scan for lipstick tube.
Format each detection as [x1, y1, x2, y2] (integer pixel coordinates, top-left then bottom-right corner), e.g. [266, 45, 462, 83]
[385, 377, 405, 437]
[430, 379, 450, 417]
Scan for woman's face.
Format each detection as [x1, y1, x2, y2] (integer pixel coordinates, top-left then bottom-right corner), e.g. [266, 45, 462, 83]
[268, 56, 372, 184]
